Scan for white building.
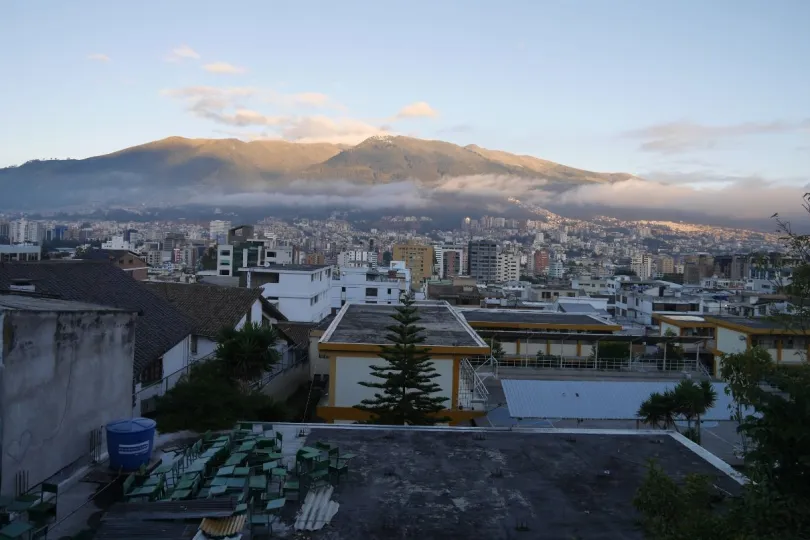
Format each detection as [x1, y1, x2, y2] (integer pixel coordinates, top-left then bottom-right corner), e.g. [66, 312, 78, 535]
[0, 244, 41, 262]
[9, 219, 44, 244]
[210, 220, 232, 243]
[337, 250, 378, 268]
[549, 260, 565, 279]
[615, 284, 703, 325]
[243, 264, 332, 322]
[102, 235, 134, 251]
[631, 254, 653, 280]
[330, 262, 411, 310]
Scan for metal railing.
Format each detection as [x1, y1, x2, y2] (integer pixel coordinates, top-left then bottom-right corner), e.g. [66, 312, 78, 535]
[458, 358, 489, 410]
[466, 354, 706, 374]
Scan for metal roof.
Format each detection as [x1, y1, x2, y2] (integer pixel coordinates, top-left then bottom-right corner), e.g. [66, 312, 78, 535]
[102, 498, 239, 521]
[502, 379, 737, 421]
[458, 309, 615, 326]
[470, 330, 710, 344]
[93, 520, 198, 540]
[199, 514, 247, 538]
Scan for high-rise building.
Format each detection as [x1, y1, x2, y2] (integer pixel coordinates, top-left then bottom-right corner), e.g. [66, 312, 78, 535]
[533, 249, 550, 275]
[496, 250, 520, 282]
[393, 243, 434, 283]
[467, 240, 498, 283]
[631, 254, 653, 280]
[210, 220, 232, 243]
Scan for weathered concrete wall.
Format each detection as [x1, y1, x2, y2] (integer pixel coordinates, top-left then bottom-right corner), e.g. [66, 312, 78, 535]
[0, 309, 136, 495]
[262, 361, 309, 402]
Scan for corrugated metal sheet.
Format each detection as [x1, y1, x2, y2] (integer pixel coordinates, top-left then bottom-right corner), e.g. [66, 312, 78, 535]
[103, 498, 239, 521]
[199, 514, 246, 538]
[294, 486, 339, 531]
[502, 379, 737, 421]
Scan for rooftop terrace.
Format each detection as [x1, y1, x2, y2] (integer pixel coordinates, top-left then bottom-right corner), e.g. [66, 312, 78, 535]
[458, 308, 617, 328]
[321, 302, 488, 348]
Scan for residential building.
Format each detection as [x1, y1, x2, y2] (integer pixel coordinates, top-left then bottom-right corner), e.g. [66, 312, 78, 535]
[144, 282, 287, 358]
[317, 302, 490, 423]
[533, 249, 550, 275]
[0, 295, 137, 495]
[78, 249, 150, 280]
[631, 254, 653, 280]
[9, 219, 44, 244]
[707, 316, 810, 374]
[305, 252, 326, 265]
[330, 262, 411, 311]
[426, 276, 483, 306]
[548, 260, 565, 279]
[467, 240, 498, 283]
[0, 261, 194, 415]
[441, 246, 464, 277]
[496, 250, 520, 283]
[655, 254, 675, 275]
[615, 284, 702, 325]
[0, 244, 41, 262]
[393, 243, 434, 283]
[242, 264, 332, 322]
[337, 250, 377, 268]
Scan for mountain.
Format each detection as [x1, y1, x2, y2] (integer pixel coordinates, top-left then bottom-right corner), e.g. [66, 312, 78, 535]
[0, 135, 633, 210]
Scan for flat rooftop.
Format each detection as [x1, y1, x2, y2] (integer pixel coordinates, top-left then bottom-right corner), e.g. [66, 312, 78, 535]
[706, 316, 793, 331]
[301, 425, 742, 539]
[458, 309, 617, 327]
[321, 303, 487, 348]
[0, 294, 132, 313]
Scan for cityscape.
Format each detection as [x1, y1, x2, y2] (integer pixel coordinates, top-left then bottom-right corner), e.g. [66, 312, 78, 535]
[0, 1, 807, 539]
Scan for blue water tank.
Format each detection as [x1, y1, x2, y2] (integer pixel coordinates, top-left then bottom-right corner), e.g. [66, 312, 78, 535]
[106, 418, 157, 471]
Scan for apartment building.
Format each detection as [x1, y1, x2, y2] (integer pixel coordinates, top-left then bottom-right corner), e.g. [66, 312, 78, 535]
[467, 240, 498, 283]
[496, 250, 520, 283]
[615, 284, 702, 325]
[337, 249, 378, 268]
[707, 316, 810, 374]
[631, 254, 653, 280]
[393, 242, 434, 283]
[242, 264, 332, 322]
[330, 262, 411, 311]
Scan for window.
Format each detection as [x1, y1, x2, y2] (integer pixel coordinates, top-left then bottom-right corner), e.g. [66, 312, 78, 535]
[265, 273, 279, 283]
[220, 249, 231, 256]
[140, 357, 164, 385]
[267, 251, 276, 258]
[365, 288, 378, 297]
[341, 287, 346, 292]
[387, 288, 392, 294]
[219, 270, 230, 276]
[191, 335, 198, 355]
[366, 300, 377, 304]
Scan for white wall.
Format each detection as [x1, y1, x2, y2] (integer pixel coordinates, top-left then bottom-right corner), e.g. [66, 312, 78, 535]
[257, 269, 331, 322]
[333, 356, 454, 408]
[716, 327, 747, 355]
[660, 322, 680, 336]
[192, 336, 217, 360]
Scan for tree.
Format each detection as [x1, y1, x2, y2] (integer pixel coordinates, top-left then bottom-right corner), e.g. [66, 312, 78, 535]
[382, 251, 393, 265]
[590, 341, 631, 369]
[489, 339, 505, 361]
[355, 293, 450, 425]
[636, 379, 716, 442]
[214, 323, 281, 383]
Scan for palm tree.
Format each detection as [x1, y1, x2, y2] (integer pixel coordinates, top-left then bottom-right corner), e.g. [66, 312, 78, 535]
[638, 391, 676, 429]
[214, 323, 282, 384]
[637, 380, 717, 443]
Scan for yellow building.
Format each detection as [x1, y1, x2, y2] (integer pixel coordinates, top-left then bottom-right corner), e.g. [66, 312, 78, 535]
[457, 309, 622, 359]
[317, 302, 490, 424]
[393, 243, 434, 284]
[705, 316, 810, 374]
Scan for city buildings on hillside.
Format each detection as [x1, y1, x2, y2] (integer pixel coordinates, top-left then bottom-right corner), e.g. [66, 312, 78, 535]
[78, 249, 150, 280]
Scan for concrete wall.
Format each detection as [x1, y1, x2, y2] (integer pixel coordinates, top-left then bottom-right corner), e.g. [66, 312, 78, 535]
[0, 309, 136, 495]
[716, 327, 747, 355]
[261, 361, 310, 402]
[332, 355, 454, 407]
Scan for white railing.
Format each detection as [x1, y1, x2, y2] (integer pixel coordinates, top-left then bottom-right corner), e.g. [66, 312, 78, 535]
[466, 354, 707, 374]
[458, 358, 489, 410]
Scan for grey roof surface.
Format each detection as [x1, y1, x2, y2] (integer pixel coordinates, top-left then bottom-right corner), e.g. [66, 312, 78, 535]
[302, 426, 741, 539]
[460, 309, 615, 326]
[0, 294, 135, 313]
[708, 316, 788, 330]
[323, 303, 486, 348]
[502, 379, 741, 420]
[0, 261, 193, 374]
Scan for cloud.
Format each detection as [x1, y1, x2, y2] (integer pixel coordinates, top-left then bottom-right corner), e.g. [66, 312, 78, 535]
[87, 53, 110, 62]
[437, 124, 474, 134]
[203, 62, 247, 74]
[164, 85, 387, 144]
[165, 45, 200, 62]
[395, 101, 438, 119]
[625, 119, 810, 154]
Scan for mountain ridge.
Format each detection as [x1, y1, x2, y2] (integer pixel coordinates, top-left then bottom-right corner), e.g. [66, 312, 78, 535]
[0, 135, 636, 209]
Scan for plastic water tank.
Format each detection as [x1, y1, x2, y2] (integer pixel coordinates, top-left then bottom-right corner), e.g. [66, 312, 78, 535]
[106, 418, 157, 471]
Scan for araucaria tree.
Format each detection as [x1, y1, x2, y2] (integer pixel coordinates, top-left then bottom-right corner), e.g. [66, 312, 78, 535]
[356, 294, 449, 425]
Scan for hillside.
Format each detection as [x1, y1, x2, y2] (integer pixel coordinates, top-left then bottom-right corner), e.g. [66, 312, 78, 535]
[0, 135, 634, 209]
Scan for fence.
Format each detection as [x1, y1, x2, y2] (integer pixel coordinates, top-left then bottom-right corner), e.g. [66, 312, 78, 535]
[466, 354, 706, 374]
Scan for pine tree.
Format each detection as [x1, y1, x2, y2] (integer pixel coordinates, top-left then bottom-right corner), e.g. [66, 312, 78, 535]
[355, 293, 450, 425]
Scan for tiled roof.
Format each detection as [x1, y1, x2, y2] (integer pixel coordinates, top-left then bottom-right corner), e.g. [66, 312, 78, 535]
[0, 261, 193, 374]
[276, 321, 315, 349]
[143, 282, 286, 339]
[78, 249, 144, 262]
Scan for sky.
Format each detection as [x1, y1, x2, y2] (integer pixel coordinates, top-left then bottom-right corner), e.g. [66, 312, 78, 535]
[1, 0, 809, 219]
